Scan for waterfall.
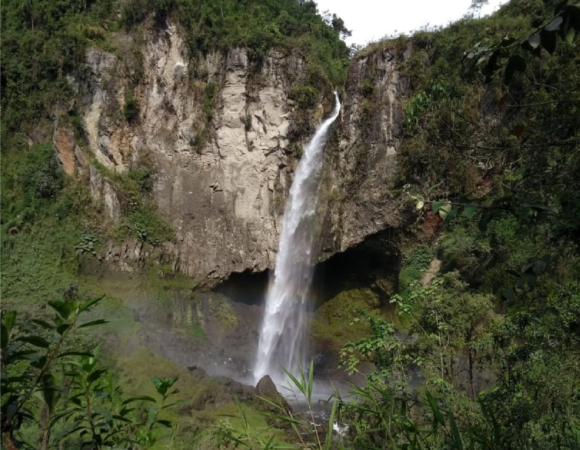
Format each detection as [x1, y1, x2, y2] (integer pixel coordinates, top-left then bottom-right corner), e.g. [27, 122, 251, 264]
[254, 92, 341, 383]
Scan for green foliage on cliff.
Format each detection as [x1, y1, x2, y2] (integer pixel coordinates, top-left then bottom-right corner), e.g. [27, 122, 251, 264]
[0, 0, 349, 147]
[377, 0, 580, 447]
[121, 0, 350, 84]
[0, 0, 114, 145]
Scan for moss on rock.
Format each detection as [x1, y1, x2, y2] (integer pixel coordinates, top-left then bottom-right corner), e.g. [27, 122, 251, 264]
[311, 287, 381, 350]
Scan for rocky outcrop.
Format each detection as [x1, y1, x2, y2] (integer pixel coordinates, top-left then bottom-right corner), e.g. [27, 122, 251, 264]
[53, 125, 87, 176]
[76, 21, 311, 282]
[74, 21, 408, 284]
[255, 375, 280, 398]
[319, 45, 409, 259]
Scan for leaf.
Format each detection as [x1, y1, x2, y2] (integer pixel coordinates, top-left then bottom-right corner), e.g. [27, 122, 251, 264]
[111, 414, 132, 424]
[161, 400, 189, 410]
[546, 15, 564, 31]
[500, 36, 516, 47]
[49, 408, 78, 428]
[87, 369, 107, 385]
[426, 392, 444, 430]
[122, 395, 156, 406]
[432, 200, 444, 214]
[504, 55, 526, 84]
[151, 376, 166, 396]
[449, 413, 464, 450]
[52, 420, 82, 445]
[56, 324, 70, 336]
[482, 49, 500, 76]
[56, 351, 95, 359]
[93, 405, 113, 425]
[428, 183, 442, 194]
[416, 200, 425, 210]
[17, 335, 50, 348]
[156, 419, 172, 428]
[4, 311, 17, 333]
[48, 300, 78, 321]
[463, 205, 478, 219]
[324, 399, 338, 450]
[77, 319, 108, 329]
[438, 203, 452, 219]
[32, 319, 54, 330]
[540, 29, 557, 54]
[4, 349, 39, 365]
[79, 296, 105, 313]
[527, 33, 542, 49]
[282, 366, 306, 396]
[257, 396, 286, 412]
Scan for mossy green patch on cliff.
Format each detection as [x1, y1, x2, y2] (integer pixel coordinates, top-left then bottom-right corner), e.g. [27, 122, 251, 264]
[146, 264, 198, 293]
[87, 156, 176, 248]
[311, 287, 380, 350]
[207, 293, 239, 331]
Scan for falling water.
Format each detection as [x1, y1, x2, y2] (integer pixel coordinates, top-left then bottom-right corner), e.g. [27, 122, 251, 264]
[254, 92, 341, 383]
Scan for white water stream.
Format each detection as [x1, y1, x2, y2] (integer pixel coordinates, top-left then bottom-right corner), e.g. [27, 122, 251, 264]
[254, 93, 341, 383]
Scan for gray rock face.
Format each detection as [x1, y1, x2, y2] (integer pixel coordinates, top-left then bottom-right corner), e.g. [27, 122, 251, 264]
[255, 375, 279, 398]
[76, 22, 408, 284]
[318, 46, 408, 259]
[78, 22, 308, 283]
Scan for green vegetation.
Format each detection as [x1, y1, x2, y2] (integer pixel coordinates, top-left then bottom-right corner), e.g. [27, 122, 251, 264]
[120, 0, 349, 84]
[1, 0, 349, 148]
[356, 0, 580, 447]
[1, 298, 184, 449]
[2, 0, 580, 448]
[0, 0, 114, 146]
[311, 287, 380, 349]
[123, 87, 140, 122]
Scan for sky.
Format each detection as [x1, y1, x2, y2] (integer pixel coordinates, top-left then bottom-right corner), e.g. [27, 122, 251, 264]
[314, 0, 509, 46]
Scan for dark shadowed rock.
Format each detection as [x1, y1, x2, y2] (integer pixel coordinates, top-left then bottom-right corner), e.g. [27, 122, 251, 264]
[256, 375, 279, 398]
[187, 365, 207, 379]
[214, 376, 256, 400]
[191, 389, 217, 410]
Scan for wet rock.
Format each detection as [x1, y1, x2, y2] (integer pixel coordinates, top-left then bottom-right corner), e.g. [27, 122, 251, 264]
[256, 375, 279, 398]
[214, 376, 255, 401]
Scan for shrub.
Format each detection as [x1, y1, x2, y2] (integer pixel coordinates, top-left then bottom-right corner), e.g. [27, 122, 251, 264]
[289, 85, 317, 110]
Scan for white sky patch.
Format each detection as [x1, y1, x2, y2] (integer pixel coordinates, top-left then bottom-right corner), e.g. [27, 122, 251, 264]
[315, 0, 509, 46]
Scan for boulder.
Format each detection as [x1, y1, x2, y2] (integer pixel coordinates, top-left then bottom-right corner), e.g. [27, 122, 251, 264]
[256, 375, 279, 398]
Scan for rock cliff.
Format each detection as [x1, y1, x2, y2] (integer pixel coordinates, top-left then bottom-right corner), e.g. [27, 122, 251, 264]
[60, 22, 408, 283]
[320, 45, 408, 259]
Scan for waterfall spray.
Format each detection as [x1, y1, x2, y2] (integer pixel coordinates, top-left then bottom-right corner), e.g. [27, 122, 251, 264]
[254, 93, 341, 383]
